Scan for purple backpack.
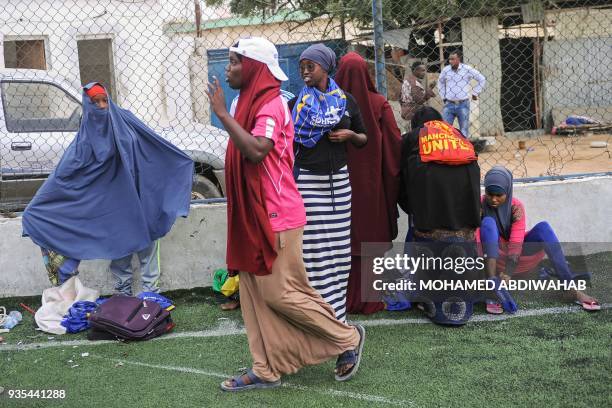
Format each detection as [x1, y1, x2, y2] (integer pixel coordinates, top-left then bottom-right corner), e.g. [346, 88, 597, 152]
[88, 295, 174, 341]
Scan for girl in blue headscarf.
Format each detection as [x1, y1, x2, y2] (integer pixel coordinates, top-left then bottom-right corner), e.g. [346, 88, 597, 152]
[288, 44, 368, 323]
[478, 166, 600, 313]
[22, 82, 193, 286]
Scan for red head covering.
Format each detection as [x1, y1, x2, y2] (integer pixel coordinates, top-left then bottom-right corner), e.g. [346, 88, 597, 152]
[225, 56, 281, 275]
[335, 52, 377, 94]
[334, 51, 401, 246]
[85, 84, 106, 99]
[335, 52, 402, 314]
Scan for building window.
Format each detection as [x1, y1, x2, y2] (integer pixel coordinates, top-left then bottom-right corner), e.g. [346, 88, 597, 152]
[77, 38, 116, 100]
[4, 39, 47, 70]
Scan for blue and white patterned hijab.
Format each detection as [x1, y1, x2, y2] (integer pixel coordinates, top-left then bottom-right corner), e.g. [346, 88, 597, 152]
[292, 78, 347, 148]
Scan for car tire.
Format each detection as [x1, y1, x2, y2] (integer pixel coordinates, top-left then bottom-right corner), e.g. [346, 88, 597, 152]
[192, 174, 222, 200]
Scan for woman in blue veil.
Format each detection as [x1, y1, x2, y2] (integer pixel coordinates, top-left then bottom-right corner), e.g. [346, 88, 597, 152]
[22, 82, 193, 285]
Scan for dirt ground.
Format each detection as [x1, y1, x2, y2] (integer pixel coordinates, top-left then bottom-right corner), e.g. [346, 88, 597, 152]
[386, 100, 610, 179]
[478, 133, 611, 178]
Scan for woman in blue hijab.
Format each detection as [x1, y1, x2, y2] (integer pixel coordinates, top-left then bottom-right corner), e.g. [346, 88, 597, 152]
[479, 166, 600, 312]
[22, 82, 193, 286]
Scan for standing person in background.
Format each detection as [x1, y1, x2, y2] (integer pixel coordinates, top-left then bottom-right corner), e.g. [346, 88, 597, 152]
[335, 52, 402, 315]
[437, 51, 486, 138]
[206, 37, 365, 391]
[289, 44, 368, 322]
[400, 61, 436, 129]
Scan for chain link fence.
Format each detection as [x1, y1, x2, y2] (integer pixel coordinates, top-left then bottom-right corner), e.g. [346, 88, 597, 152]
[377, 0, 611, 180]
[0, 0, 610, 212]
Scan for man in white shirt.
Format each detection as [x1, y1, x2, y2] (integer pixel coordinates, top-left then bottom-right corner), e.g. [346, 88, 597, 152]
[437, 51, 486, 138]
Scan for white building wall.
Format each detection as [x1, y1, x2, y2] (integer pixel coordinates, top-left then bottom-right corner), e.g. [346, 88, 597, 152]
[0, 0, 205, 126]
[1, 1, 359, 128]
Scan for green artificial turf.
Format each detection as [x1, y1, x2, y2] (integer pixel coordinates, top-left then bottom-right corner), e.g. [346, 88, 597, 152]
[0, 253, 610, 407]
[1, 311, 610, 408]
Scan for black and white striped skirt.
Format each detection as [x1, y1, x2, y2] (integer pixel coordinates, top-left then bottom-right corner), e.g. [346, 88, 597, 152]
[295, 166, 352, 322]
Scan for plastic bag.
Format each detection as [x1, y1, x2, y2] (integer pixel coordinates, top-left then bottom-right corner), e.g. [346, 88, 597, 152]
[220, 275, 239, 297]
[212, 269, 229, 293]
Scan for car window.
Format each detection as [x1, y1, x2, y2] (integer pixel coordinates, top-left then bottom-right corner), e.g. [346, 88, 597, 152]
[1, 81, 81, 132]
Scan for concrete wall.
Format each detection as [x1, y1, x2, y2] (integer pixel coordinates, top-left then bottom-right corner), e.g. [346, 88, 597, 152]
[1, 203, 227, 298]
[189, 38, 210, 125]
[395, 175, 612, 249]
[461, 16, 504, 138]
[1, 176, 611, 298]
[548, 8, 612, 40]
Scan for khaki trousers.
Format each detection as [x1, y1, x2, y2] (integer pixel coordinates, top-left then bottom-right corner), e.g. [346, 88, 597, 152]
[239, 227, 359, 381]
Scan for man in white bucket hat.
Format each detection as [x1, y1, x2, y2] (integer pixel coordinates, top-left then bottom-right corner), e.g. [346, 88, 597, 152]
[205, 36, 365, 392]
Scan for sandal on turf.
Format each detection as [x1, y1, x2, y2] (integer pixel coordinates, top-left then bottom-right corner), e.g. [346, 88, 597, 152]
[486, 300, 503, 315]
[575, 299, 601, 312]
[335, 324, 366, 382]
[220, 369, 281, 392]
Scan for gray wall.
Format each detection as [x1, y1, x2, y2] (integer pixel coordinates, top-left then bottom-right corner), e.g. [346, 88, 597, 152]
[1, 176, 611, 298]
[542, 8, 612, 126]
[543, 38, 612, 121]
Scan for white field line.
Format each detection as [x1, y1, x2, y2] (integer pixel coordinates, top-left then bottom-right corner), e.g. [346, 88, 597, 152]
[0, 320, 246, 352]
[1, 304, 609, 352]
[93, 356, 413, 406]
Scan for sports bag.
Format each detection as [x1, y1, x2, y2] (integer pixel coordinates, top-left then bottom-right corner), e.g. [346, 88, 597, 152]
[88, 295, 174, 341]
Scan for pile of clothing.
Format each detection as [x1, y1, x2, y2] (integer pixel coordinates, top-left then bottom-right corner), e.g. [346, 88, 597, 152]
[35, 277, 175, 341]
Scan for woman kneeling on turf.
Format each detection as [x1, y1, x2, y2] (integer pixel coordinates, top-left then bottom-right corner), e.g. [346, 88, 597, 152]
[479, 166, 600, 313]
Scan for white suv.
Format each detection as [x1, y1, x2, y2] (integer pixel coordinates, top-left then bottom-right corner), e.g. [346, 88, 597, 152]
[0, 69, 227, 211]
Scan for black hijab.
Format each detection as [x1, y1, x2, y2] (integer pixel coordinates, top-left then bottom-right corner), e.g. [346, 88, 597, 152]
[411, 106, 442, 130]
[483, 166, 514, 240]
[399, 107, 481, 231]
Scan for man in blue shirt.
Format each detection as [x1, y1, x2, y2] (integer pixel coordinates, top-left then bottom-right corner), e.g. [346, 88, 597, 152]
[437, 51, 486, 138]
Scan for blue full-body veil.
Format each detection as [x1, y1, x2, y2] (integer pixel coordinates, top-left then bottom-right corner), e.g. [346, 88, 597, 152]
[22, 84, 194, 260]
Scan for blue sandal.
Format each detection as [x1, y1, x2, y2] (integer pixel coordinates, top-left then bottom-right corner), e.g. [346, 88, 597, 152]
[335, 324, 366, 382]
[220, 369, 281, 392]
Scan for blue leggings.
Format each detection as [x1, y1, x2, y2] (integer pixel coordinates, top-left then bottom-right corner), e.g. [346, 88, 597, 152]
[480, 217, 574, 282]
